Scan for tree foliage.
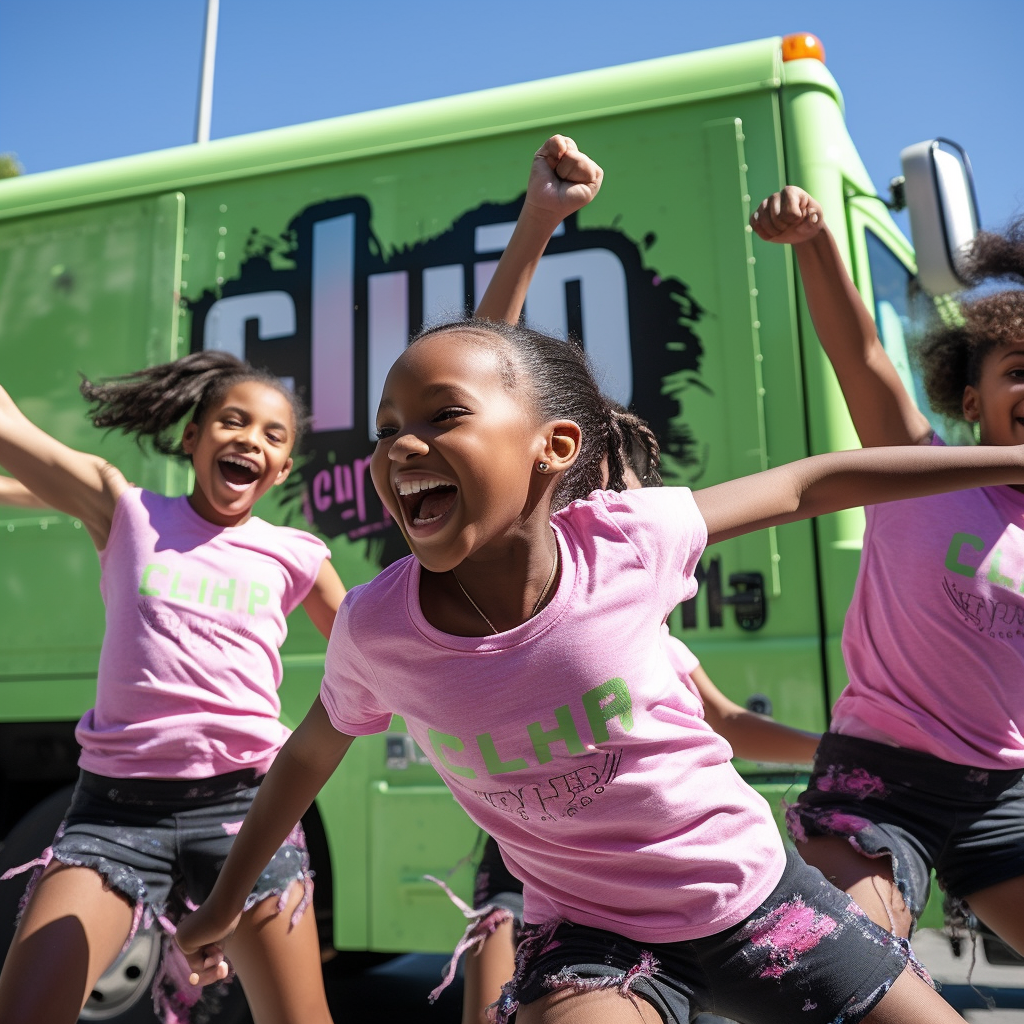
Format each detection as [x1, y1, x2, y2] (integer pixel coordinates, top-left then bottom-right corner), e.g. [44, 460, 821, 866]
[0, 153, 24, 179]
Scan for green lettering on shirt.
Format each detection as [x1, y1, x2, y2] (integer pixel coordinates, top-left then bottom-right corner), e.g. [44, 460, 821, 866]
[428, 728, 476, 779]
[169, 572, 192, 601]
[987, 548, 1015, 590]
[209, 578, 237, 610]
[944, 532, 984, 578]
[582, 678, 634, 744]
[527, 705, 585, 764]
[248, 582, 271, 615]
[139, 563, 169, 596]
[477, 733, 529, 775]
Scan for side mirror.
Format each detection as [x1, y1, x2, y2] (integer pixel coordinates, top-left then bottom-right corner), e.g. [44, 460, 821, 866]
[900, 138, 980, 296]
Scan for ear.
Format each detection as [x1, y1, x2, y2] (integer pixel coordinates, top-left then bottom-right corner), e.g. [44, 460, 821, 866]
[540, 420, 582, 474]
[962, 385, 980, 424]
[272, 457, 294, 487]
[181, 421, 199, 455]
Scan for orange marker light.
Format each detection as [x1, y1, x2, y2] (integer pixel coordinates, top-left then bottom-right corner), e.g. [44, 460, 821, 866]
[781, 33, 826, 63]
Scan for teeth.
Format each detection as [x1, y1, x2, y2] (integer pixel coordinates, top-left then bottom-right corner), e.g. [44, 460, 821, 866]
[221, 455, 257, 470]
[397, 478, 450, 497]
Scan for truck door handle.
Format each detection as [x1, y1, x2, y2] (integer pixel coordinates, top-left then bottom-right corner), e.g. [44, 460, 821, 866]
[720, 572, 766, 631]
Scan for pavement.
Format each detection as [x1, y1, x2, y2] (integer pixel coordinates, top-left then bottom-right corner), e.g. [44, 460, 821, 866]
[913, 928, 1024, 1018]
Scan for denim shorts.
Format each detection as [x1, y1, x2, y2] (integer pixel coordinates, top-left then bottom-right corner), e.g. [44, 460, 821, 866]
[4, 768, 312, 1024]
[39, 768, 310, 923]
[787, 732, 1024, 921]
[503, 849, 920, 1024]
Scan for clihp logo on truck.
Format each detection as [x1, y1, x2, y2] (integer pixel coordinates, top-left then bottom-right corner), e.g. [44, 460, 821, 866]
[189, 193, 705, 553]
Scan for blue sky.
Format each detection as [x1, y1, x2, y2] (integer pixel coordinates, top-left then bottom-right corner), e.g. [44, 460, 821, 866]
[2, 1, 1022, 236]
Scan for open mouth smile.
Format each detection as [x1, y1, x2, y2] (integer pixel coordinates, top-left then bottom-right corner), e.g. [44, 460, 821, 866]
[396, 476, 459, 528]
[218, 454, 261, 491]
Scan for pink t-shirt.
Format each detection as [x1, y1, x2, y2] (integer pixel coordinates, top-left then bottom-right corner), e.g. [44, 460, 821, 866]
[77, 488, 328, 779]
[835, 437, 1024, 769]
[665, 630, 702, 704]
[321, 488, 786, 943]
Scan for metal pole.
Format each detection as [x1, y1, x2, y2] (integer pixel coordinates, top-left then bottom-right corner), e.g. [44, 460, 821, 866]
[195, 0, 220, 144]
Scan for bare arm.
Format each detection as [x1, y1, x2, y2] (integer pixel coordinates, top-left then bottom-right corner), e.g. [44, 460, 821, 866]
[301, 558, 346, 639]
[175, 695, 354, 980]
[691, 666, 819, 764]
[0, 384, 127, 547]
[695, 442, 1024, 546]
[0, 476, 50, 509]
[750, 187, 932, 448]
[475, 135, 603, 324]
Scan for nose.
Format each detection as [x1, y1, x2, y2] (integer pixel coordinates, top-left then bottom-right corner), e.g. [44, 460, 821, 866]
[388, 429, 430, 461]
[237, 422, 260, 449]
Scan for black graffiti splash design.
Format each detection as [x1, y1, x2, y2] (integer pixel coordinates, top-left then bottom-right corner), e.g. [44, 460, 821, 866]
[189, 195, 705, 564]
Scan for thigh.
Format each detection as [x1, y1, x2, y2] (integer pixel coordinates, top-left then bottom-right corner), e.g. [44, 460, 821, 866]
[799, 835, 913, 937]
[462, 917, 517, 1024]
[0, 863, 135, 1024]
[225, 880, 331, 1024]
[861, 965, 964, 1024]
[517, 985, 664, 1024]
[698, 850, 917, 1024]
[964, 874, 1024, 955]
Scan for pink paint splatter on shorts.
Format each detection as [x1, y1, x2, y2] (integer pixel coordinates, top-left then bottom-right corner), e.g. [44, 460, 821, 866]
[221, 820, 243, 836]
[744, 897, 838, 979]
[818, 810, 872, 835]
[815, 766, 887, 799]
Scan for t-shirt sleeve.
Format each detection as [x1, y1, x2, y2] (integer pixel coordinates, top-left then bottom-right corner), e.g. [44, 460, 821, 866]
[591, 487, 708, 613]
[319, 591, 393, 736]
[277, 529, 331, 615]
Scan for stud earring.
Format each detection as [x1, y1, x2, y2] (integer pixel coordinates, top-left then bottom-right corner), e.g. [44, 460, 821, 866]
[537, 461, 549, 473]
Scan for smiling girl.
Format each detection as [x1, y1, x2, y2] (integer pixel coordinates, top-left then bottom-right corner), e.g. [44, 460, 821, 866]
[752, 187, 1024, 956]
[0, 352, 343, 1024]
[176, 296, 1024, 1023]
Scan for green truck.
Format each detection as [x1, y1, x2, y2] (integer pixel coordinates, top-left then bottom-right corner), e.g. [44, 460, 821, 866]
[0, 33, 982, 1021]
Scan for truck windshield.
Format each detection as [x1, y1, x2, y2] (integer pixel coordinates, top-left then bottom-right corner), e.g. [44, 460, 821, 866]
[864, 229, 973, 443]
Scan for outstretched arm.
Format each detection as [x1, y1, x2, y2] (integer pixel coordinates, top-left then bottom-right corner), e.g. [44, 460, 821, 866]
[751, 187, 932, 448]
[691, 666, 819, 764]
[695, 442, 1024, 546]
[475, 135, 603, 324]
[175, 696, 354, 982]
[0, 384, 127, 547]
[0, 476, 49, 509]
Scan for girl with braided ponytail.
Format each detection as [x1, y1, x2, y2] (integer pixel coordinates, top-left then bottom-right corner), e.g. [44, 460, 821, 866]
[455, 151, 817, 1019]
[177, 139, 1024, 1024]
[752, 188, 1024, 959]
[0, 350, 343, 1024]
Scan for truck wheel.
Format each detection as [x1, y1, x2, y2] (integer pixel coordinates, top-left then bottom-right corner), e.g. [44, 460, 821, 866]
[0, 786, 251, 1023]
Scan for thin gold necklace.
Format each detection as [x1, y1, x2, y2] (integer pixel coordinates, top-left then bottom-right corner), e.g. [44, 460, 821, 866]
[451, 546, 558, 635]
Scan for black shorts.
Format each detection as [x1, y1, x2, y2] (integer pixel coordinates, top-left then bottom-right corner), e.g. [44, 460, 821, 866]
[505, 850, 921, 1024]
[37, 768, 310, 923]
[788, 732, 1024, 920]
[474, 833, 524, 923]
[3, 768, 312, 1024]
